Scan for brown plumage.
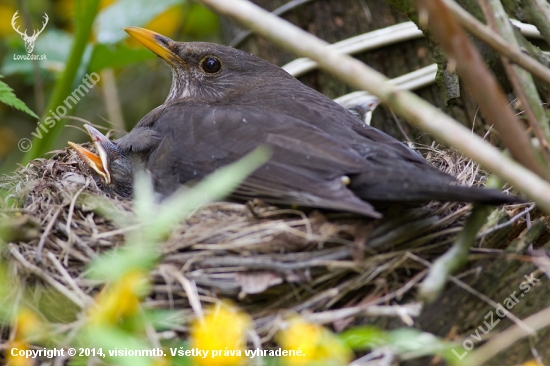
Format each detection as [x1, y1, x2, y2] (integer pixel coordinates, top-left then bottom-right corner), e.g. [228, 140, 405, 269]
[72, 27, 523, 218]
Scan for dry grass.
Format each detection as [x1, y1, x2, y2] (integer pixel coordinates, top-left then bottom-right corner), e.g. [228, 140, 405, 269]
[0, 143, 530, 346]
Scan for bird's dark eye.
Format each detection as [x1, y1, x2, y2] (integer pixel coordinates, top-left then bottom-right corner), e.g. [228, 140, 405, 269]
[201, 57, 221, 73]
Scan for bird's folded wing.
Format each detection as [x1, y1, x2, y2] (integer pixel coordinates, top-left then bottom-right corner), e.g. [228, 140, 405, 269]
[142, 103, 381, 217]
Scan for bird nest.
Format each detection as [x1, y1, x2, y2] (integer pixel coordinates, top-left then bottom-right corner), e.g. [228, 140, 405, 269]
[0, 144, 529, 345]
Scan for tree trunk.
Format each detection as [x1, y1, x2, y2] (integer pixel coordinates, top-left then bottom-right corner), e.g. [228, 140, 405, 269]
[220, 0, 493, 145]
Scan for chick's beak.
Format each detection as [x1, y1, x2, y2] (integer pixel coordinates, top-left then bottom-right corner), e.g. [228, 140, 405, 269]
[68, 124, 113, 184]
[124, 27, 179, 65]
[69, 142, 111, 184]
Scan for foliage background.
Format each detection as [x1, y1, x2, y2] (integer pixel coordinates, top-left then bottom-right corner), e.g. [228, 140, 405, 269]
[0, 0, 220, 170]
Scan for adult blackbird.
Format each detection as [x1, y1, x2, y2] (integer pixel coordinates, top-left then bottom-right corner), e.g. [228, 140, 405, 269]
[70, 27, 522, 218]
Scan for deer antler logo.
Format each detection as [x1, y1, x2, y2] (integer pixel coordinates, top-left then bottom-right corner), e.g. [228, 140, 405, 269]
[11, 11, 49, 54]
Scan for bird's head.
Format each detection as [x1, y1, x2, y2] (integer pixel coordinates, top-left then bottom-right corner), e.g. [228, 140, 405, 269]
[68, 125, 135, 197]
[124, 27, 292, 104]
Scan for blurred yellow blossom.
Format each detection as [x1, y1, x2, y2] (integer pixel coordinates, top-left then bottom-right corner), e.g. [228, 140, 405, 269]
[7, 340, 31, 366]
[6, 308, 45, 366]
[0, 4, 17, 37]
[100, 0, 117, 9]
[88, 270, 150, 325]
[520, 361, 543, 366]
[276, 317, 352, 366]
[13, 308, 43, 340]
[126, 6, 183, 47]
[145, 6, 183, 38]
[190, 302, 252, 366]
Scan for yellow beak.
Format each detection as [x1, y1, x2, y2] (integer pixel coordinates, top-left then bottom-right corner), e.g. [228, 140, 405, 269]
[68, 141, 111, 184]
[124, 27, 178, 65]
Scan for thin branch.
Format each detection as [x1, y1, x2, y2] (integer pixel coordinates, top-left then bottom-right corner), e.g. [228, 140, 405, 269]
[284, 21, 544, 78]
[442, 0, 550, 87]
[303, 303, 422, 324]
[229, 0, 317, 47]
[35, 208, 60, 264]
[480, 0, 550, 148]
[464, 305, 550, 366]
[9, 245, 85, 309]
[419, 204, 492, 302]
[477, 203, 536, 238]
[46, 252, 95, 306]
[303, 270, 427, 324]
[524, 0, 550, 46]
[333, 63, 437, 112]
[283, 22, 422, 77]
[416, 0, 549, 180]
[511, 19, 544, 39]
[198, 0, 550, 214]
[407, 253, 535, 336]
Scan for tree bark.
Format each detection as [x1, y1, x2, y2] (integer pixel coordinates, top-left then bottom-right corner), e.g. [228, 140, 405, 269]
[220, 0, 497, 145]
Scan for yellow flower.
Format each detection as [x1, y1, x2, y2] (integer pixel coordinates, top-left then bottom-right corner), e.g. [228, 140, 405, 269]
[88, 270, 150, 325]
[126, 6, 183, 48]
[0, 5, 17, 37]
[14, 308, 43, 341]
[520, 361, 543, 366]
[276, 317, 352, 366]
[7, 340, 32, 366]
[7, 309, 44, 366]
[145, 6, 183, 38]
[190, 302, 252, 366]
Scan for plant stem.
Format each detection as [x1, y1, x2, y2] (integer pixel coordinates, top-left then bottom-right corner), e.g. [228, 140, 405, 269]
[21, 0, 100, 164]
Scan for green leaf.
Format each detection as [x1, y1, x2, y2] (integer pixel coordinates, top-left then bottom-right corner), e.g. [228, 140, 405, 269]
[87, 241, 158, 281]
[181, 4, 220, 39]
[386, 328, 450, 354]
[0, 265, 17, 320]
[384, 328, 460, 364]
[0, 75, 38, 118]
[262, 356, 282, 366]
[339, 325, 388, 350]
[132, 170, 157, 226]
[340, 326, 456, 361]
[144, 146, 271, 242]
[142, 309, 184, 331]
[88, 43, 155, 73]
[82, 325, 156, 366]
[159, 340, 192, 366]
[77, 193, 134, 228]
[96, 0, 184, 44]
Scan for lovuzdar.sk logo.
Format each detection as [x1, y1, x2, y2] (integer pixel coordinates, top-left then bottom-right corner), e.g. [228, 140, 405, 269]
[11, 10, 48, 61]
